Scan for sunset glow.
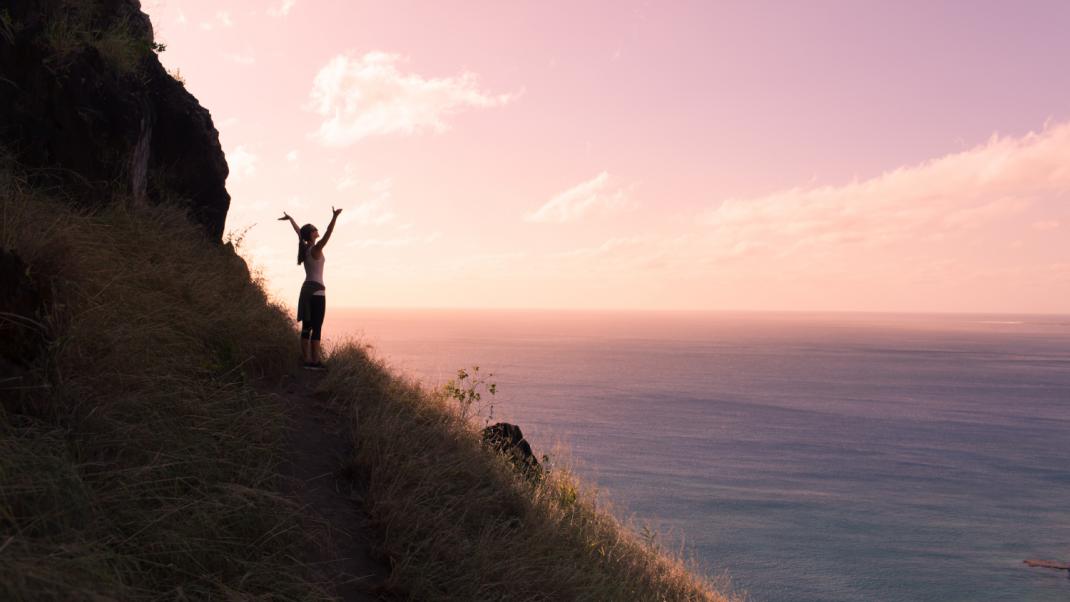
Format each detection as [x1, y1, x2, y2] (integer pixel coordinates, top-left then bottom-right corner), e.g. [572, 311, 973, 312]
[144, 1, 1070, 313]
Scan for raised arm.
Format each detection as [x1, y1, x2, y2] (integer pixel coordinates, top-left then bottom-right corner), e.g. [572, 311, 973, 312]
[278, 212, 300, 235]
[313, 206, 343, 253]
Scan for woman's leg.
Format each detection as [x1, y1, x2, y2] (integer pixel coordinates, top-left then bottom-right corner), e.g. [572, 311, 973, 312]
[309, 296, 326, 363]
[300, 335, 311, 363]
[300, 314, 315, 363]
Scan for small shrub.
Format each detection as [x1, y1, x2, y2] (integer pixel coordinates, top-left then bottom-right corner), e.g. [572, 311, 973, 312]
[437, 364, 497, 423]
[168, 67, 186, 86]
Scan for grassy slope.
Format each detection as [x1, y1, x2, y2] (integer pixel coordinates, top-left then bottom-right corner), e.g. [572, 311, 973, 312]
[2, 166, 735, 599]
[1, 173, 324, 599]
[322, 348, 735, 602]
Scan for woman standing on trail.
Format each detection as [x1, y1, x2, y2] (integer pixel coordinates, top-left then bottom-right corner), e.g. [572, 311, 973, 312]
[279, 207, 342, 370]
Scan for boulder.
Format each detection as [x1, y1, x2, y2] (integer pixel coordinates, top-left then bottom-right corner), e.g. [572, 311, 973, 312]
[482, 422, 542, 479]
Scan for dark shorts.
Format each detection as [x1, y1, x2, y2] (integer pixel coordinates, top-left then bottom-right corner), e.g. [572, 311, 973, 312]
[301, 295, 325, 341]
[297, 281, 326, 341]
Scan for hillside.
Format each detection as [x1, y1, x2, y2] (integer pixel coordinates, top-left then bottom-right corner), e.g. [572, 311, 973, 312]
[1, 1, 735, 599]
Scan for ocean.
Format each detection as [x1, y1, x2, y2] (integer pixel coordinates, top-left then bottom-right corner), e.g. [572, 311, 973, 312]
[326, 309, 1070, 602]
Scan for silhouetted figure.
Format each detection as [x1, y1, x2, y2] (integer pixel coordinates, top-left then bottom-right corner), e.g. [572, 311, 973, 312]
[279, 208, 342, 369]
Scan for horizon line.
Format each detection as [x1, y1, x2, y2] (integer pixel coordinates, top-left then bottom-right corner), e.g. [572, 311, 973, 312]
[323, 306, 1070, 317]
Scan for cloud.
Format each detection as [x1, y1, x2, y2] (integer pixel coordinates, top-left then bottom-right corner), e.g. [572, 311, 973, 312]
[700, 121, 1070, 259]
[226, 145, 258, 183]
[335, 163, 358, 191]
[350, 232, 441, 249]
[526, 172, 632, 223]
[199, 11, 233, 30]
[268, 0, 297, 17]
[338, 178, 397, 226]
[222, 51, 255, 65]
[555, 236, 649, 258]
[1032, 219, 1061, 231]
[307, 52, 515, 145]
[285, 150, 299, 162]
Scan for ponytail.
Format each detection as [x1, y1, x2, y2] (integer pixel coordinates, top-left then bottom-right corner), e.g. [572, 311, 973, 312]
[297, 240, 309, 265]
[297, 223, 316, 265]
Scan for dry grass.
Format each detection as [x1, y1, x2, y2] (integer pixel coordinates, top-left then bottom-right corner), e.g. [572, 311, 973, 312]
[42, 0, 151, 75]
[0, 167, 328, 599]
[1, 154, 739, 600]
[320, 344, 740, 601]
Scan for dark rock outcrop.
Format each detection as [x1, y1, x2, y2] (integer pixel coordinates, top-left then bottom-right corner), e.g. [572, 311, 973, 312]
[482, 422, 542, 479]
[0, 0, 230, 240]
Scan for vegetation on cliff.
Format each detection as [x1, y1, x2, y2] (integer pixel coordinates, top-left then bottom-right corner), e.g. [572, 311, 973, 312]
[2, 164, 735, 600]
[1, 1, 736, 599]
[322, 346, 735, 601]
[1, 163, 325, 598]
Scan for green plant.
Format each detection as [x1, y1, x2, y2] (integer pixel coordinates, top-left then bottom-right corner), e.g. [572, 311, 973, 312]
[438, 365, 497, 423]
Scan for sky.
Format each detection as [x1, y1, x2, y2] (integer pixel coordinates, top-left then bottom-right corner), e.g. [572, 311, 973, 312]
[142, 0, 1070, 313]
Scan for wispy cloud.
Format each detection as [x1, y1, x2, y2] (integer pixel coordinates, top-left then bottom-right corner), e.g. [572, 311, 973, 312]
[526, 172, 632, 223]
[349, 232, 441, 249]
[1032, 219, 1061, 231]
[554, 236, 649, 258]
[335, 163, 358, 191]
[267, 0, 297, 17]
[700, 121, 1070, 259]
[226, 145, 258, 184]
[338, 178, 397, 226]
[199, 11, 233, 31]
[222, 51, 255, 65]
[307, 51, 516, 145]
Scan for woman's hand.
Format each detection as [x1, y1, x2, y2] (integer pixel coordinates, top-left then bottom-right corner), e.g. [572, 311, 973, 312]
[279, 212, 300, 234]
[317, 207, 343, 249]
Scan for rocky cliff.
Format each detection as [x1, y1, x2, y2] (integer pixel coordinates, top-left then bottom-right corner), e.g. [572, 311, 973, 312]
[0, 0, 230, 240]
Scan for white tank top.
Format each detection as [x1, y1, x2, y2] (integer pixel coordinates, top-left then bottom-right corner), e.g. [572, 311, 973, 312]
[303, 246, 325, 294]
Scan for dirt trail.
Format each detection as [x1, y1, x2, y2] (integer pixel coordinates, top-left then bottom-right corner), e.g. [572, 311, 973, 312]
[274, 370, 390, 601]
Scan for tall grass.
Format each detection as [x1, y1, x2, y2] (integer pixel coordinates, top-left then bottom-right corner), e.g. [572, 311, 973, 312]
[2, 156, 739, 599]
[42, 0, 152, 75]
[320, 344, 740, 601]
[0, 168, 327, 599]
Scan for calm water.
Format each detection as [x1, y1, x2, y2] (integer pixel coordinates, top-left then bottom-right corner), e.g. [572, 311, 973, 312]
[326, 309, 1070, 601]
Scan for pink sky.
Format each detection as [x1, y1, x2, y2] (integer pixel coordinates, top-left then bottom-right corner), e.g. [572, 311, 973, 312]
[143, 0, 1069, 313]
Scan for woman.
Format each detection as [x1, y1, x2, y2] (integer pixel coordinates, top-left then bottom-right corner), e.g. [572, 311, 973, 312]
[279, 207, 342, 369]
